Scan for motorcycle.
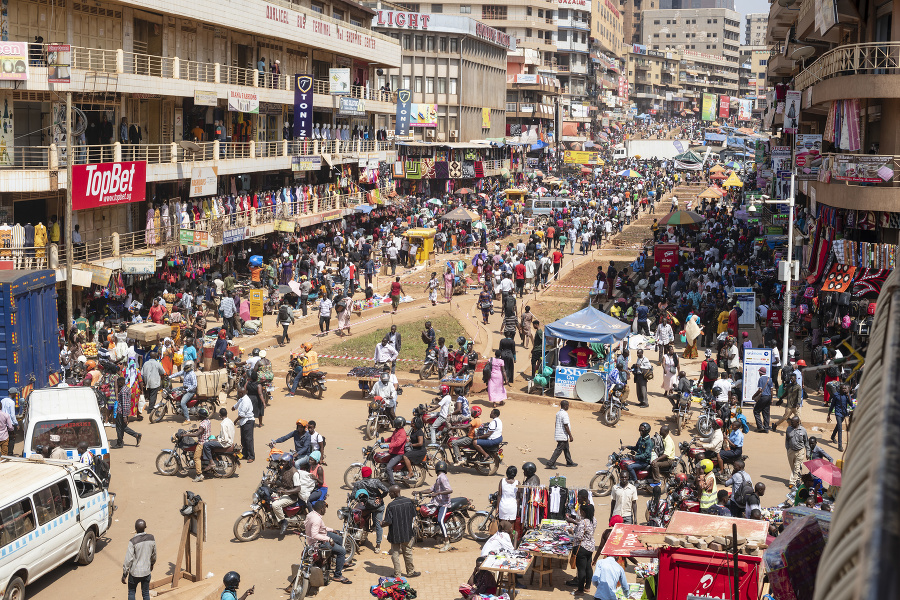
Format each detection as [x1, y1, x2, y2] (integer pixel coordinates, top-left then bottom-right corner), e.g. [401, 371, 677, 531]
[289, 539, 336, 600]
[410, 491, 471, 543]
[222, 361, 247, 398]
[467, 492, 498, 541]
[286, 357, 328, 399]
[590, 441, 686, 497]
[419, 347, 446, 381]
[696, 389, 720, 437]
[343, 444, 428, 489]
[429, 433, 506, 476]
[149, 380, 220, 423]
[155, 429, 240, 478]
[645, 477, 700, 527]
[233, 482, 308, 542]
[599, 383, 627, 427]
[681, 441, 745, 485]
[363, 395, 401, 440]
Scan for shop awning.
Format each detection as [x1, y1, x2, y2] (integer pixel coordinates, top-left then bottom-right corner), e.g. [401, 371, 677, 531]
[545, 306, 631, 344]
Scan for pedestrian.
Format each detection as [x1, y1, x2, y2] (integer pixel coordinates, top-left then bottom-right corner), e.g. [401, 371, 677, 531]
[546, 400, 576, 468]
[0, 388, 18, 456]
[427, 271, 439, 306]
[383, 485, 420, 578]
[233, 386, 255, 463]
[631, 349, 651, 408]
[122, 519, 156, 600]
[827, 383, 852, 452]
[0, 400, 14, 456]
[589, 529, 629, 600]
[752, 367, 773, 433]
[530, 320, 543, 376]
[389, 277, 405, 313]
[609, 472, 637, 524]
[277, 300, 295, 345]
[567, 503, 597, 595]
[496, 465, 519, 527]
[784, 416, 809, 489]
[485, 350, 507, 406]
[140, 351, 166, 413]
[520, 305, 535, 348]
[443, 267, 454, 302]
[771, 373, 801, 432]
[498, 331, 516, 384]
[113, 376, 142, 448]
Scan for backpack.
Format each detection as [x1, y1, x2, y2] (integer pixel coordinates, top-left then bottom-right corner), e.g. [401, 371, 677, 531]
[482, 359, 493, 383]
[651, 433, 665, 457]
[278, 305, 291, 323]
[705, 360, 718, 381]
[732, 473, 753, 506]
[91, 453, 111, 487]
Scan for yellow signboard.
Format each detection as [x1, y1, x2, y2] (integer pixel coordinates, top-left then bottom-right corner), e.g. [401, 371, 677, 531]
[249, 289, 264, 319]
[274, 219, 296, 233]
[563, 151, 600, 165]
[482, 107, 491, 129]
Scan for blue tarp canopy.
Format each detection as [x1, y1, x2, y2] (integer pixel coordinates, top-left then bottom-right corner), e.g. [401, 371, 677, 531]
[355, 204, 375, 213]
[704, 133, 727, 142]
[544, 306, 631, 344]
[531, 140, 548, 150]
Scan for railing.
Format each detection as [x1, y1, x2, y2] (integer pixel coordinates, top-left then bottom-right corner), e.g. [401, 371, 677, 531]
[795, 42, 900, 91]
[506, 102, 518, 112]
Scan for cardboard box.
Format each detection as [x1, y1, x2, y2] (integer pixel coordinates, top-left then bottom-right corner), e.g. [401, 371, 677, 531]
[127, 323, 173, 343]
[196, 369, 228, 398]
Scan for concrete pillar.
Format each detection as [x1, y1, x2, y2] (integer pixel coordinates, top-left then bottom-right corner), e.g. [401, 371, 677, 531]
[116, 49, 124, 74]
[252, 69, 259, 87]
[114, 142, 122, 162]
[213, 140, 220, 160]
[214, 63, 221, 84]
[282, 140, 288, 156]
[249, 140, 255, 158]
[50, 144, 59, 170]
[881, 99, 900, 158]
[171, 143, 178, 163]
[111, 232, 120, 257]
[173, 57, 180, 79]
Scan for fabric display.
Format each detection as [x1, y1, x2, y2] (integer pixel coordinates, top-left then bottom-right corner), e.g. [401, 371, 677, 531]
[480, 553, 531, 571]
[473, 594, 511, 600]
[473, 161, 484, 178]
[852, 269, 891, 297]
[461, 162, 476, 178]
[833, 240, 898, 270]
[405, 160, 422, 179]
[421, 158, 435, 179]
[516, 486, 549, 529]
[434, 161, 450, 179]
[370, 576, 417, 600]
[823, 99, 861, 151]
[517, 521, 573, 557]
[449, 161, 463, 178]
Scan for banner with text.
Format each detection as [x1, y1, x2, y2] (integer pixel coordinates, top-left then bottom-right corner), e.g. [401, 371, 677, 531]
[718, 95, 730, 118]
[701, 93, 717, 121]
[294, 74, 314, 139]
[189, 166, 218, 197]
[228, 90, 259, 113]
[783, 90, 801, 134]
[737, 99, 752, 121]
[71, 162, 147, 210]
[411, 103, 437, 128]
[395, 89, 412, 136]
[329, 68, 351, 94]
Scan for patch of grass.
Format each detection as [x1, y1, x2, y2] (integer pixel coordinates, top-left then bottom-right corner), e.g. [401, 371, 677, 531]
[318, 314, 467, 369]
[531, 300, 585, 327]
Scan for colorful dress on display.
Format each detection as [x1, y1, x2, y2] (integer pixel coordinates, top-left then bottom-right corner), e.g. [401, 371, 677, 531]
[160, 204, 170, 242]
[146, 208, 156, 245]
[153, 209, 161, 244]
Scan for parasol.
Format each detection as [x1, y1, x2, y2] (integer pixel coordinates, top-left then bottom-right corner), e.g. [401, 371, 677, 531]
[657, 210, 706, 226]
[722, 172, 744, 187]
[617, 169, 643, 178]
[277, 285, 293, 295]
[455, 188, 473, 195]
[804, 459, 842, 487]
[426, 198, 443, 205]
[288, 280, 303, 295]
[710, 172, 727, 180]
[580, 167, 592, 174]
[698, 186, 725, 199]
[478, 193, 490, 200]
[709, 165, 726, 173]
[441, 207, 481, 222]
[534, 170, 545, 177]
[535, 187, 548, 194]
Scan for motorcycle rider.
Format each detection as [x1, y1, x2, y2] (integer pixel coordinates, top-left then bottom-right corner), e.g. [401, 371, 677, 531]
[222, 571, 254, 600]
[473, 408, 502, 461]
[351, 466, 389, 553]
[720, 420, 744, 471]
[429, 385, 453, 444]
[697, 459, 717, 513]
[606, 365, 630, 412]
[623, 423, 653, 483]
[385, 417, 409, 486]
[650, 425, 676, 482]
[304, 500, 352, 584]
[371, 369, 398, 424]
[169, 361, 198, 421]
[669, 370, 693, 409]
[199, 408, 235, 481]
[522, 461, 540, 486]
[270, 419, 312, 469]
[450, 406, 482, 465]
[421, 321, 436, 352]
[289, 343, 319, 397]
[693, 418, 724, 471]
[416, 460, 454, 552]
[272, 455, 306, 536]
[190, 408, 212, 481]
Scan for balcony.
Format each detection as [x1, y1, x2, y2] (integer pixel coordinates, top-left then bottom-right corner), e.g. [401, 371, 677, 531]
[810, 153, 900, 212]
[795, 42, 900, 104]
[556, 16, 591, 31]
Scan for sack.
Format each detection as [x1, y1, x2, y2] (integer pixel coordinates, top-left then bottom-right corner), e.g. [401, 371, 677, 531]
[704, 360, 718, 381]
[482, 359, 493, 384]
[643, 367, 654, 381]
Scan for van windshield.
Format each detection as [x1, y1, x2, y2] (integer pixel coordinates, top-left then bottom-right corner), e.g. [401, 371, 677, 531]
[31, 420, 102, 451]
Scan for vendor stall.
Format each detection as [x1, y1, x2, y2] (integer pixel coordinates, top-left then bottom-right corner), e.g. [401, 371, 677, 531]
[517, 520, 574, 588]
[348, 365, 384, 398]
[440, 372, 473, 396]
[536, 306, 630, 402]
[479, 553, 533, 597]
[402, 228, 436, 266]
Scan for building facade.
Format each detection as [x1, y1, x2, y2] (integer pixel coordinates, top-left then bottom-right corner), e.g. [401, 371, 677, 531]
[642, 8, 741, 63]
[743, 13, 767, 46]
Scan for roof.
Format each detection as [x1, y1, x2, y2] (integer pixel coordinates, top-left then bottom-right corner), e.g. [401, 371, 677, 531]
[27, 387, 104, 422]
[0, 269, 56, 286]
[0, 457, 80, 507]
[545, 306, 631, 344]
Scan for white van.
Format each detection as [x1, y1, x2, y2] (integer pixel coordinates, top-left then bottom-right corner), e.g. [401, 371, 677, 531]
[527, 197, 575, 217]
[0, 456, 115, 600]
[22, 388, 111, 463]
[612, 145, 627, 160]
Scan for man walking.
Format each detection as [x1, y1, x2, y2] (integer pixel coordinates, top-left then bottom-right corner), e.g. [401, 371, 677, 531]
[382, 485, 420, 578]
[772, 373, 801, 432]
[752, 367, 773, 433]
[233, 386, 256, 463]
[785, 416, 809, 489]
[0, 388, 18, 456]
[141, 351, 166, 413]
[122, 519, 156, 600]
[546, 400, 576, 469]
[632, 350, 652, 408]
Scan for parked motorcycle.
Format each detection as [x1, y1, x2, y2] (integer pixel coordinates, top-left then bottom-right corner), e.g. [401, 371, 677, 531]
[645, 474, 700, 527]
[289, 538, 336, 600]
[419, 347, 446, 381]
[590, 440, 686, 497]
[467, 492, 498, 541]
[336, 493, 373, 556]
[149, 380, 220, 423]
[599, 383, 627, 427]
[155, 429, 240, 478]
[343, 444, 428, 488]
[410, 491, 471, 543]
[696, 389, 720, 437]
[221, 360, 247, 398]
[233, 482, 308, 542]
[680, 440, 745, 485]
[363, 397, 394, 441]
[286, 357, 328, 399]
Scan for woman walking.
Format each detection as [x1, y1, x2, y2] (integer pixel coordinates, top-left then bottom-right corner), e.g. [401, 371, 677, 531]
[486, 350, 507, 406]
[427, 271, 439, 306]
[683, 313, 702, 359]
[443, 267, 454, 303]
[477, 286, 493, 324]
[336, 294, 352, 336]
[662, 344, 678, 395]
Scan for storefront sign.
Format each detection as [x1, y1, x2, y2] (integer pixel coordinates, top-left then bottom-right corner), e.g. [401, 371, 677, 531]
[194, 90, 218, 106]
[654, 243, 679, 275]
[179, 229, 209, 246]
[329, 68, 351, 94]
[292, 155, 322, 171]
[274, 219, 295, 232]
[294, 74, 314, 139]
[71, 161, 147, 210]
[515, 74, 537, 84]
[563, 151, 600, 165]
[228, 90, 259, 114]
[265, 3, 382, 61]
[373, 10, 432, 29]
[338, 96, 366, 116]
[832, 154, 893, 183]
[718, 95, 730, 118]
[0, 42, 28, 81]
[482, 107, 491, 129]
[602, 524, 666, 558]
[410, 103, 437, 128]
[121, 255, 157, 275]
[742, 348, 772, 407]
[249, 289, 264, 318]
[189, 166, 218, 197]
[223, 228, 245, 244]
[323, 209, 343, 222]
[80, 263, 114, 286]
[395, 89, 412, 136]
[0, 90, 13, 167]
[783, 90, 801, 134]
[794, 134, 822, 181]
[48, 44, 70, 84]
[701, 93, 716, 121]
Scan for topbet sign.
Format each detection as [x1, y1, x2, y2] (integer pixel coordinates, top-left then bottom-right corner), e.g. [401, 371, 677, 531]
[72, 161, 147, 210]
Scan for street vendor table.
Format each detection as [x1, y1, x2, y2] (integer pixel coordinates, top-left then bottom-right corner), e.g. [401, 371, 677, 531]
[516, 520, 574, 589]
[348, 366, 384, 398]
[441, 372, 473, 396]
[479, 553, 533, 598]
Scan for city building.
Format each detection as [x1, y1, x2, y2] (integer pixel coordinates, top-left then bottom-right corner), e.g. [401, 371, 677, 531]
[371, 8, 513, 142]
[744, 13, 767, 46]
[642, 8, 741, 63]
[659, 0, 734, 8]
[554, 0, 592, 107]
[739, 45, 769, 114]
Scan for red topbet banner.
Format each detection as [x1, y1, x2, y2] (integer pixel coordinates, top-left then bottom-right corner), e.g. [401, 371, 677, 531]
[72, 161, 147, 210]
[718, 95, 730, 118]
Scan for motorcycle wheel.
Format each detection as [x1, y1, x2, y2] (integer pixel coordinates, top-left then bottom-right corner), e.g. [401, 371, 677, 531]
[446, 513, 466, 543]
[488, 455, 501, 476]
[213, 455, 237, 478]
[473, 458, 492, 476]
[364, 417, 377, 440]
[343, 465, 363, 489]
[697, 415, 713, 437]
[285, 372, 294, 390]
[149, 405, 167, 424]
[410, 465, 427, 488]
[677, 413, 687, 436]
[341, 531, 358, 564]
[601, 404, 621, 427]
[233, 513, 264, 542]
[467, 513, 495, 542]
[590, 472, 615, 497]
[290, 574, 309, 600]
[426, 446, 446, 468]
[419, 363, 435, 380]
[155, 452, 179, 476]
[200, 400, 217, 417]
[315, 384, 324, 400]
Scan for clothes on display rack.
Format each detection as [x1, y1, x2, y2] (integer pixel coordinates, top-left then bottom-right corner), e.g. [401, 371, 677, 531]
[516, 521, 573, 557]
[823, 99, 861, 152]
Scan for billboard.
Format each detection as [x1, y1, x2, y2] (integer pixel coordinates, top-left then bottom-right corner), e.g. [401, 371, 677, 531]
[737, 99, 752, 121]
[47, 44, 71, 84]
[701, 93, 717, 121]
[563, 151, 600, 165]
[329, 68, 351, 94]
[410, 103, 437, 128]
[395, 89, 412, 135]
[0, 42, 28, 81]
[189, 166, 218, 197]
[718, 95, 730, 118]
[784, 90, 801, 133]
[293, 74, 314, 139]
[71, 162, 147, 210]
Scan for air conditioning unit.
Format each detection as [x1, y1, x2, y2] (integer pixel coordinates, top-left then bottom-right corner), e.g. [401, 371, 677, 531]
[426, 129, 435, 138]
[449, 129, 459, 140]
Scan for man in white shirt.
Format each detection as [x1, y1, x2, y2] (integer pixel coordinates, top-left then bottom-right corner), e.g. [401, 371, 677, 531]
[474, 408, 502, 460]
[371, 370, 398, 422]
[546, 400, 576, 468]
[233, 388, 256, 462]
[610, 475, 638, 524]
[428, 387, 454, 444]
[202, 407, 236, 469]
[374, 338, 399, 367]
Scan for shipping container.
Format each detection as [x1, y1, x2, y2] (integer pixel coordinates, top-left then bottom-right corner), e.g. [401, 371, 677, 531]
[0, 270, 61, 404]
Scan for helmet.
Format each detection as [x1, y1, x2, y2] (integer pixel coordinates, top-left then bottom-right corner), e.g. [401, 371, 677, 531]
[457, 336, 466, 347]
[302, 342, 313, 352]
[225, 350, 235, 362]
[197, 408, 210, 419]
[354, 489, 370, 500]
[223, 572, 240, 589]
[439, 384, 450, 395]
[714, 418, 723, 429]
[796, 360, 807, 367]
[699, 459, 714, 474]
[639, 422, 651, 436]
[522, 462, 536, 478]
[471, 406, 482, 417]
[412, 416, 424, 429]
[86, 360, 97, 370]
[711, 386, 722, 397]
[434, 460, 448, 474]
[252, 348, 260, 356]
[393, 417, 406, 429]
[674, 473, 688, 485]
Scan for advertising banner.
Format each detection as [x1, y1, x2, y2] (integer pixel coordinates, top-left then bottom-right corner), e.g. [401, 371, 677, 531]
[48, 44, 70, 83]
[515, 74, 537, 84]
[410, 103, 437, 128]
[81, 263, 114, 286]
[738, 99, 752, 121]
[189, 166, 218, 197]
[121, 255, 157, 275]
[794, 134, 822, 181]
[329, 68, 351, 94]
[291, 156, 322, 171]
[274, 220, 296, 233]
[742, 348, 773, 406]
[482, 107, 491, 128]
[554, 366, 587, 399]
[71, 162, 147, 210]
[395, 89, 412, 136]
[179, 229, 209, 246]
[0, 90, 12, 166]
[228, 90, 259, 113]
[293, 74, 314, 139]
[0, 42, 28, 81]
[223, 228, 245, 245]
[654, 243, 679, 275]
[832, 154, 893, 183]
[338, 96, 366, 116]
[701, 93, 716, 121]
[563, 151, 600, 164]
[249, 289, 264, 318]
[784, 90, 801, 133]
[718, 95, 730, 118]
[193, 90, 218, 106]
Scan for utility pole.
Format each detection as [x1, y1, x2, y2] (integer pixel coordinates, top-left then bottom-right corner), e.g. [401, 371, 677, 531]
[65, 92, 74, 327]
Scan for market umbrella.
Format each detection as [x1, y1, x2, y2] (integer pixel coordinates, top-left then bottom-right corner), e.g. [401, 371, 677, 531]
[534, 170, 545, 177]
[709, 165, 726, 173]
[804, 459, 842, 487]
[478, 193, 490, 200]
[617, 169, 642, 178]
[698, 186, 725, 199]
[288, 280, 303, 295]
[557, 189, 570, 195]
[725, 161, 742, 169]
[535, 187, 548, 194]
[427, 198, 443, 205]
[657, 210, 706, 226]
[441, 207, 481, 222]
[723, 172, 744, 187]
[455, 188, 473, 195]
[472, 220, 486, 230]
[710, 172, 727, 180]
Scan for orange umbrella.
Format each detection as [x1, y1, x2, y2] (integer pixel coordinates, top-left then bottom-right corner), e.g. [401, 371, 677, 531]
[710, 172, 727, 180]
[455, 188, 473, 194]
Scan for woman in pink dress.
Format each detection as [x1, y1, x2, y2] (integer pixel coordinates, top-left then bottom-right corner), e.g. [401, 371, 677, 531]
[486, 350, 507, 406]
[443, 267, 455, 303]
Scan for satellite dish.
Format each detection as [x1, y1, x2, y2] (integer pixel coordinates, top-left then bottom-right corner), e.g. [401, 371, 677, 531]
[179, 140, 202, 152]
[575, 371, 607, 404]
[790, 46, 815, 60]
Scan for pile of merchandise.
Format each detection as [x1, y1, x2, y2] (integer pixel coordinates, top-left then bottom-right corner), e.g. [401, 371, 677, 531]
[370, 576, 417, 600]
[517, 521, 573, 556]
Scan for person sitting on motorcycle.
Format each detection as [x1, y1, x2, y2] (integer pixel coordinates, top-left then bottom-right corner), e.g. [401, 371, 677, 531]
[270, 419, 312, 469]
[416, 460, 454, 552]
[304, 500, 352, 584]
[406, 416, 428, 467]
[169, 361, 198, 422]
[719, 420, 744, 472]
[624, 423, 654, 483]
[272, 455, 306, 535]
[670, 370, 693, 409]
[693, 418, 724, 471]
[450, 406, 482, 466]
[198, 408, 235, 481]
[606, 365, 630, 411]
[385, 417, 409, 486]
[306, 451, 328, 504]
[473, 408, 502, 461]
[371, 370, 398, 424]
[650, 425, 676, 483]
[289, 343, 318, 397]
[697, 459, 717, 513]
[351, 466, 389, 553]
[188, 407, 212, 481]
[428, 385, 454, 445]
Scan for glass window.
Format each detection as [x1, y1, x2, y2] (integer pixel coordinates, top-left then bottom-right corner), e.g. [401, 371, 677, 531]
[449, 78, 458, 94]
[332, 9, 344, 21]
[558, 8, 566, 18]
[482, 5, 508, 19]
[415, 76, 423, 92]
[440, 37, 448, 52]
[402, 76, 411, 89]
[403, 35, 412, 50]
[31, 419, 102, 451]
[459, 4, 471, 13]
[310, 2, 324, 13]
[0, 499, 35, 548]
[74, 470, 103, 499]
[391, 75, 399, 90]
[538, 9, 544, 17]
[438, 77, 447, 93]
[427, 36, 435, 51]
[350, 18, 362, 27]
[559, 30, 567, 42]
[33, 480, 74, 526]
[450, 38, 459, 53]
[415, 36, 424, 51]
[432, 4, 443, 12]
[426, 77, 434, 93]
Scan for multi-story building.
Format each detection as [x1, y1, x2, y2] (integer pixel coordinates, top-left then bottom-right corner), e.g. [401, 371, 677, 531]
[744, 13, 767, 46]
[642, 8, 741, 64]
[739, 45, 769, 113]
[505, 73, 561, 144]
[371, 8, 512, 142]
[659, 0, 734, 8]
[554, 0, 592, 107]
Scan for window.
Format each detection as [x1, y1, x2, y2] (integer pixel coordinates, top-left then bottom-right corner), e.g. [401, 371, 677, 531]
[400, 3, 420, 10]
[759, 59, 767, 65]
[403, 35, 412, 50]
[432, 4, 443, 12]
[403, 75, 411, 89]
[391, 75, 400, 91]
[350, 18, 362, 27]
[653, 19, 660, 24]
[34, 480, 73, 526]
[415, 36, 424, 50]
[558, 8, 566, 18]
[440, 37, 448, 52]
[450, 38, 459, 52]
[538, 9, 544, 17]
[332, 9, 344, 21]
[559, 30, 567, 41]
[449, 78, 458, 94]
[527, 7, 533, 15]
[427, 36, 435, 51]
[758, 72, 765, 79]
[31, 420, 102, 452]
[415, 76, 423, 92]
[310, 2, 324, 13]
[74, 470, 103, 498]
[459, 4, 471, 13]
[482, 5, 507, 19]
[526, 28, 532, 37]
[426, 77, 434, 93]
[0, 499, 35, 548]
[438, 77, 447, 93]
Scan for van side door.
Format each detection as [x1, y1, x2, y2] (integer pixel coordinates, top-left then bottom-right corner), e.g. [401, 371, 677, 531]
[31, 479, 79, 575]
[72, 469, 110, 536]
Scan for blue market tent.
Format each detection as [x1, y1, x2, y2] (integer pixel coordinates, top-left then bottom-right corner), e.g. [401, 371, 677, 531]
[544, 306, 631, 344]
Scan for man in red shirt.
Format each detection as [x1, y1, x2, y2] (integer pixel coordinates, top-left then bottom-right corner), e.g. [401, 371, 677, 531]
[570, 344, 595, 368]
[727, 303, 739, 339]
[514, 260, 527, 297]
[148, 298, 166, 324]
[546, 226, 556, 248]
[386, 417, 409, 485]
[700, 349, 718, 393]
[552, 250, 563, 280]
[390, 277, 405, 314]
